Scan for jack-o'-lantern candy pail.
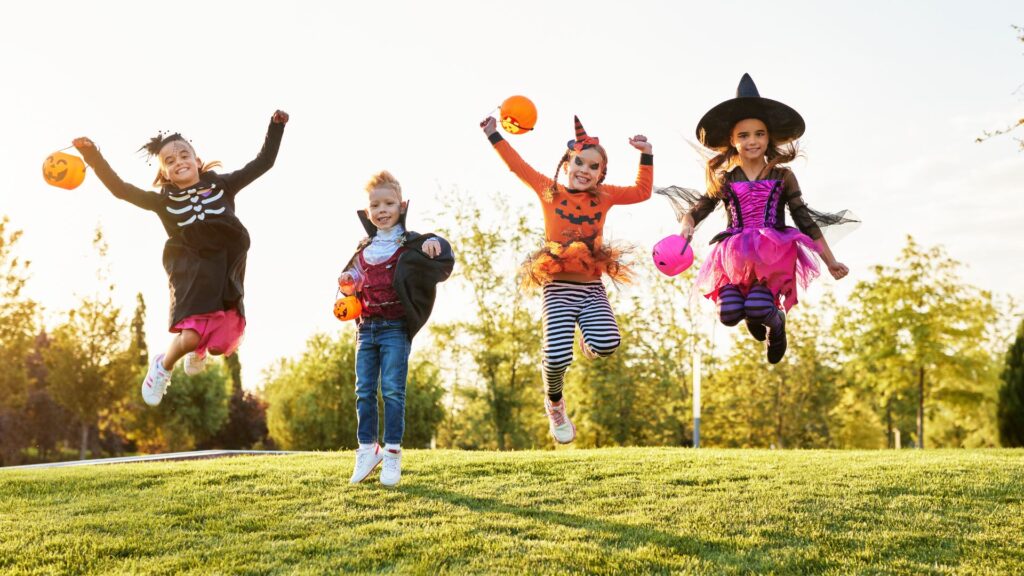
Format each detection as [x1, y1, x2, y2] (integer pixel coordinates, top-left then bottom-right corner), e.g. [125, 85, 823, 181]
[333, 295, 362, 321]
[42, 151, 87, 190]
[499, 95, 537, 135]
[652, 234, 694, 277]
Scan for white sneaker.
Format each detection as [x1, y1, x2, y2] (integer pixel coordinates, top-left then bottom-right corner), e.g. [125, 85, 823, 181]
[350, 444, 383, 484]
[380, 448, 402, 487]
[544, 397, 576, 444]
[183, 351, 207, 376]
[141, 354, 172, 406]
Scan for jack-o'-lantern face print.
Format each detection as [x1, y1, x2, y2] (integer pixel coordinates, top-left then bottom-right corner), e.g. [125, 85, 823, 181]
[334, 295, 362, 321]
[555, 197, 603, 226]
[565, 147, 604, 192]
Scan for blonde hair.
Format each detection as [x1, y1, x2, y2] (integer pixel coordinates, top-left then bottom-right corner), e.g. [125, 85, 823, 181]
[365, 170, 402, 198]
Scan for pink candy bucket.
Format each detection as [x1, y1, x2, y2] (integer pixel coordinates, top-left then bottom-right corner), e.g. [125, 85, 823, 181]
[652, 235, 694, 276]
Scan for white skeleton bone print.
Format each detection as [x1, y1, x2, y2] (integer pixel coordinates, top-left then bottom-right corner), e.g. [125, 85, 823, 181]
[165, 182, 227, 227]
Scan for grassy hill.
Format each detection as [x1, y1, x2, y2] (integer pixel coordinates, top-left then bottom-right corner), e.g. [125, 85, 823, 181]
[2, 449, 1022, 575]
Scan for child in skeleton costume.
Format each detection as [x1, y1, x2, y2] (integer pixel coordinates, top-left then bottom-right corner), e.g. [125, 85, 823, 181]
[480, 115, 653, 444]
[658, 74, 855, 363]
[339, 171, 454, 487]
[72, 110, 288, 406]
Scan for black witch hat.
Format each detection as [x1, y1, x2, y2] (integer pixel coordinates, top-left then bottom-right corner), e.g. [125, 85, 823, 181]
[696, 73, 805, 149]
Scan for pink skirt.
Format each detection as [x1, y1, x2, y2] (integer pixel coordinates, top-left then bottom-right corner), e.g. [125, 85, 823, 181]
[695, 227, 820, 312]
[172, 309, 246, 356]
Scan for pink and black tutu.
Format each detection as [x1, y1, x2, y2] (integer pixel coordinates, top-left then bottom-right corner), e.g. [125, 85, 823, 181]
[657, 171, 856, 312]
[696, 225, 819, 312]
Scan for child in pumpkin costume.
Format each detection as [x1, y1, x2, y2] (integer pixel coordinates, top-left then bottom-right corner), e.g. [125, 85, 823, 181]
[72, 110, 288, 406]
[338, 171, 454, 486]
[480, 115, 653, 444]
[659, 74, 856, 363]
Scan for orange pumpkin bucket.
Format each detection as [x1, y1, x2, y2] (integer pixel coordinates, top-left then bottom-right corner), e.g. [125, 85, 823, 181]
[499, 95, 537, 135]
[42, 151, 87, 190]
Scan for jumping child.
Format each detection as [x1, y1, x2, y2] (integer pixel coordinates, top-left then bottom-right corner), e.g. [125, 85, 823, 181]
[73, 110, 288, 405]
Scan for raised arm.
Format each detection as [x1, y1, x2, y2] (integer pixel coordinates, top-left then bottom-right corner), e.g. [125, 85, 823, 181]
[600, 134, 653, 206]
[73, 137, 163, 211]
[481, 116, 552, 199]
[783, 170, 847, 279]
[220, 110, 288, 193]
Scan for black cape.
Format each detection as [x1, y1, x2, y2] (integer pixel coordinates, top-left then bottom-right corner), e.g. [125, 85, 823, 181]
[340, 205, 455, 340]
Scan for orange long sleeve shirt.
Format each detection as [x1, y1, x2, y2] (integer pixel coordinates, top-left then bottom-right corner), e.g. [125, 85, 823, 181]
[490, 134, 654, 252]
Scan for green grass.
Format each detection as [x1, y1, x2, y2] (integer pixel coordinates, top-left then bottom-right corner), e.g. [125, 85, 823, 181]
[1, 449, 1022, 575]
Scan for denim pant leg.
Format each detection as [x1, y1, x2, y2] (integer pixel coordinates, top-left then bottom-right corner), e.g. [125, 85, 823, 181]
[354, 325, 382, 444]
[378, 323, 411, 445]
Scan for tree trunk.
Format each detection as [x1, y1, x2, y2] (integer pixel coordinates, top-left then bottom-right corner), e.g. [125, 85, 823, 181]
[917, 365, 925, 449]
[775, 375, 785, 449]
[886, 398, 893, 449]
[79, 422, 89, 460]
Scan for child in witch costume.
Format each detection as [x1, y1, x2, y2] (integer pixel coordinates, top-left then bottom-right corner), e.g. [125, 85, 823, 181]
[480, 115, 653, 444]
[339, 171, 453, 486]
[659, 74, 855, 363]
[72, 110, 288, 405]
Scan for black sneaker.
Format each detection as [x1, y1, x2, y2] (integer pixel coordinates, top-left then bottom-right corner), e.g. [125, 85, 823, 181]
[766, 310, 787, 364]
[746, 318, 767, 342]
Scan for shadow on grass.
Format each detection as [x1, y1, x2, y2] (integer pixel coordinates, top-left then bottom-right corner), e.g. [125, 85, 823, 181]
[399, 483, 753, 567]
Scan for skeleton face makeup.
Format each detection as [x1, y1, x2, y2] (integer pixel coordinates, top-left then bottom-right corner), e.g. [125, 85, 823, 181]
[159, 140, 202, 189]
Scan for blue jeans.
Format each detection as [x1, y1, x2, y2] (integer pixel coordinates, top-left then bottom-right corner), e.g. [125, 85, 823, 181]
[355, 318, 410, 445]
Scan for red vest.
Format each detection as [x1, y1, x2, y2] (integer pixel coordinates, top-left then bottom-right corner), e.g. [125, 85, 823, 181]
[358, 249, 406, 319]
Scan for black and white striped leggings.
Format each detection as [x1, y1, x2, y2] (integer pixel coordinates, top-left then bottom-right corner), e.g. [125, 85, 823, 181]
[542, 281, 621, 399]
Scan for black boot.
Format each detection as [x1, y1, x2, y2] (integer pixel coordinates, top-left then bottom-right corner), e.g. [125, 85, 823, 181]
[745, 318, 767, 342]
[765, 308, 787, 364]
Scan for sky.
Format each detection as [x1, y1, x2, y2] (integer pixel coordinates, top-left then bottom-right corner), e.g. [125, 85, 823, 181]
[2, 1, 1022, 389]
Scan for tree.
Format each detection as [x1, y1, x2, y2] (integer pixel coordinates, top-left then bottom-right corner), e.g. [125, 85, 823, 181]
[998, 319, 1024, 446]
[976, 25, 1024, 150]
[569, 267, 708, 448]
[265, 332, 445, 450]
[132, 364, 231, 452]
[206, 352, 272, 450]
[837, 236, 998, 448]
[701, 295, 840, 449]
[42, 228, 135, 459]
[429, 193, 546, 450]
[0, 217, 39, 465]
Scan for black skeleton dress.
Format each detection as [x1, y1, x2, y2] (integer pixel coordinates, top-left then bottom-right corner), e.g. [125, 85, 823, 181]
[80, 121, 284, 330]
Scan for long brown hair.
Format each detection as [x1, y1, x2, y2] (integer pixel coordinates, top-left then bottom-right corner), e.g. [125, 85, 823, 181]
[545, 144, 609, 202]
[704, 125, 799, 198]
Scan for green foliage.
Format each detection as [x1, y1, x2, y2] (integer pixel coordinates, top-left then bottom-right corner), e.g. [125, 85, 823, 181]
[430, 193, 547, 450]
[2, 450, 1023, 574]
[40, 229, 135, 459]
[998, 319, 1024, 446]
[134, 363, 231, 452]
[264, 333, 357, 450]
[264, 331, 445, 450]
[704, 297, 840, 448]
[572, 269, 707, 448]
[0, 217, 40, 465]
[837, 236, 999, 448]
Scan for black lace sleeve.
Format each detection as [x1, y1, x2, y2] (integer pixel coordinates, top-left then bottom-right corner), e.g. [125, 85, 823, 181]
[782, 170, 859, 243]
[654, 185, 719, 227]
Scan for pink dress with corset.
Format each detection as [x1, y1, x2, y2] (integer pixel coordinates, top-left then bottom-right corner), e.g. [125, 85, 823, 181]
[694, 171, 821, 312]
